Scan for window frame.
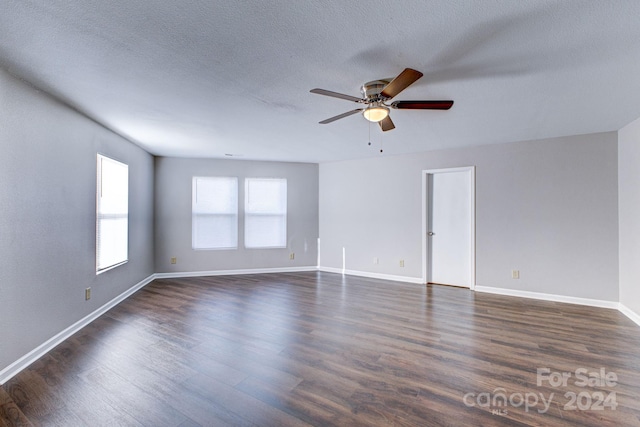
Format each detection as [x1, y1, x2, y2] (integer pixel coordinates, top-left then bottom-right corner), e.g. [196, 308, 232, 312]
[244, 177, 287, 249]
[96, 153, 129, 274]
[192, 176, 239, 250]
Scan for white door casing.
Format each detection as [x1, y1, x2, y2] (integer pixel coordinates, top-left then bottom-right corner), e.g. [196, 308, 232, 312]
[422, 167, 475, 289]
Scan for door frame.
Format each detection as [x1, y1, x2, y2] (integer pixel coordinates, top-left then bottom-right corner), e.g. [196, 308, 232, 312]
[421, 166, 476, 289]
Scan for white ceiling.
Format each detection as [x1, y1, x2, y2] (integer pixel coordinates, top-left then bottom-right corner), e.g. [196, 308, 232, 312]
[2, 1, 640, 163]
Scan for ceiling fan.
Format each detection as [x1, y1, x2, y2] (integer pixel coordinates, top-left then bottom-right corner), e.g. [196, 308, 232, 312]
[310, 68, 453, 131]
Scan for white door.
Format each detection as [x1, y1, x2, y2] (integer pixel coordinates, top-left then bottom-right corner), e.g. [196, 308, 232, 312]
[424, 168, 474, 288]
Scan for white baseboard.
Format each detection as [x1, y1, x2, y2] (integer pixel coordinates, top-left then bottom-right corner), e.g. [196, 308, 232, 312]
[0, 274, 156, 385]
[318, 266, 343, 275]
[618, 303, 640, 327]
[476, 286, 640, 328]
[318, 266, 424, 285]
[154, 266, 318, 280]
[475, 286, 619, 309]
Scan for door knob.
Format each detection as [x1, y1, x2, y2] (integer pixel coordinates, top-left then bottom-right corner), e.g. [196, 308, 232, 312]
[427, 231, 435, 236]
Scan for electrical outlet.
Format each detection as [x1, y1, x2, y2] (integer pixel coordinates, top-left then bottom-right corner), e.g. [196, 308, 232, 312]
[512, 270, 520, 279]
[399, 259, 405, 267]
[289, 253, 295, 260]
[85, 287, 91, 300]
[170, 257, 177, 264]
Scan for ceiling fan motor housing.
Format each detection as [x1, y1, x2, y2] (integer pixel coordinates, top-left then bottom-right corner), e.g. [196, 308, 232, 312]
[361, 79, 392, 103]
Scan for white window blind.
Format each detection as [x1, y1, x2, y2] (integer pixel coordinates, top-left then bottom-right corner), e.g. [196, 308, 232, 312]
[192, 177, 238, 249]
[245, 178, 287, 248]
[96, 154, 128, 272]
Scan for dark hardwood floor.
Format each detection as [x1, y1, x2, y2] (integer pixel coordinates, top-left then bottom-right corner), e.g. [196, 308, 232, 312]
[1, 272, 640, 426]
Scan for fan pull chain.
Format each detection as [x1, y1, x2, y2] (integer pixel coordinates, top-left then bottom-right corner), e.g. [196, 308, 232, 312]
[364, 107, 382, 153]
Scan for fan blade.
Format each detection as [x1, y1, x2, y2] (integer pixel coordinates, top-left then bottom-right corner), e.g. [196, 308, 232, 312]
[379, 116, 395, 132]
[380, 68, 424, 99]
[391, 100, 454, 110]
[310, 88, 363, 103]
[319, 109, 363, 124]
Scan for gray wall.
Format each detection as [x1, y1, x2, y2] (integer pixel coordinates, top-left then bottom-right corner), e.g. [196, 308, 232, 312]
[619, 117, 640, 315]
[320, 132, 619, 301]
[154, 157, 318, 273]
[0, 69, 154, 373]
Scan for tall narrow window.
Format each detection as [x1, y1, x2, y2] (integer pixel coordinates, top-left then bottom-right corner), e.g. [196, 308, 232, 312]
[245, 178, 287, 248]
[192, 177, 238, 249]
[96, 154, 128, 272]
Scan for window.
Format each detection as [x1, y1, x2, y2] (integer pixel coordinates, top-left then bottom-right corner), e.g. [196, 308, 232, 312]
[245, 178, 287, 248]
[96, 154, 128, 272]
[192, 177, 238, 249]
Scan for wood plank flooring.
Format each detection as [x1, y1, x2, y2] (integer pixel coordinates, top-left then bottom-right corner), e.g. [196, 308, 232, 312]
[2, 272, 640, 426]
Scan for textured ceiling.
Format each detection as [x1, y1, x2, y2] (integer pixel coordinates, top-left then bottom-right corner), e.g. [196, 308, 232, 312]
[2, 1, 640, 162]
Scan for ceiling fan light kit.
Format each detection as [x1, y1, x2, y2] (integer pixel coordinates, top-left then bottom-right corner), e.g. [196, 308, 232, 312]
[363, 106, 389, 122]
[310, 68, 454, 132]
